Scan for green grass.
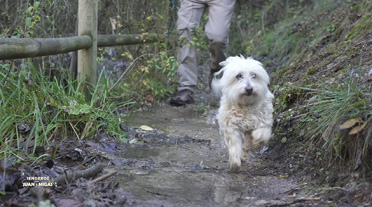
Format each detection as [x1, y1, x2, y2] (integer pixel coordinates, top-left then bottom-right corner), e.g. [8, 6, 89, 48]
[298, 69, 372, 165]
[0, 60, 133, 161]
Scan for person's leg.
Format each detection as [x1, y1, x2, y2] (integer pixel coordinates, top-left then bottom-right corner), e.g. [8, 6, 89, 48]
[171, 0, 206, 105]
[176, 0, 206, 92]
[205, 0, 236, 87]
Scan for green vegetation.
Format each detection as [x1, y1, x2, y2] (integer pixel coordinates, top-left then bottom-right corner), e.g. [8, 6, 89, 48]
[347, 12, 372, 42]
[0, 61, 132, 160]
[299, 70, 372, 167]
[108, 46, 179, 103]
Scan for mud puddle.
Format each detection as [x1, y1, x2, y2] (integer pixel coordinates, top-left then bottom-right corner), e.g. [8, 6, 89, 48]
[116, 104, 309, 207]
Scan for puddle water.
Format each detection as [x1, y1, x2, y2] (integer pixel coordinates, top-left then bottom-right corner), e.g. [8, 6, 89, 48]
[116, 104, 300, 206]
[128, 104, 219, 139]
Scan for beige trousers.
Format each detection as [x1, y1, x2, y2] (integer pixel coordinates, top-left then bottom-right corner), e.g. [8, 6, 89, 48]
[176, 0, 236, 92]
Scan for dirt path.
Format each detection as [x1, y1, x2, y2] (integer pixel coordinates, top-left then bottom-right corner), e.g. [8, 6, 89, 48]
[118, 101, 320, 207]
[113, 64, 326, 207]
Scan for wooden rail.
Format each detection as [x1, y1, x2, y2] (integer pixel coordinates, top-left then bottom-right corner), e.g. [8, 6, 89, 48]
[0, 34, 162, 61]
[0, 36, 92, 60]
[98, 33, 163, 47]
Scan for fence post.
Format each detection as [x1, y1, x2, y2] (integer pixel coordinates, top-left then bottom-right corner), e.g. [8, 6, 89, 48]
[78, 0, 98, 100]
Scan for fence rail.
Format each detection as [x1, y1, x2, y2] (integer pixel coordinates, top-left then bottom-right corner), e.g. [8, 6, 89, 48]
[0, 35, 91, 60]
[0, 34, 162, 60]
[98, 33, 163, 47]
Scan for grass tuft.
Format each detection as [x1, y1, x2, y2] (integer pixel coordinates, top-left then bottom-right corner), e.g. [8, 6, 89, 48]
[298, 68, 372, 170]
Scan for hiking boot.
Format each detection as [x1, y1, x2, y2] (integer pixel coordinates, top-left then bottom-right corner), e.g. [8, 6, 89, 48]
[170, 89, 194, 106]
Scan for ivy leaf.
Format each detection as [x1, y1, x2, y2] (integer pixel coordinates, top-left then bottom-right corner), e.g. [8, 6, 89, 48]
[27, 7, 34, 15]
[69, 107, 80, 115]
[77, 104, 91, 114]
[34, 2, 40, 13]
[25, 17, 32, 27]
[62, 104, 91, 115]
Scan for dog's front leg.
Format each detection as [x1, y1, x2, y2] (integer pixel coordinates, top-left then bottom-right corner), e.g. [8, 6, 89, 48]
[242, 132, 253, 161]
[222, 128, 243, 172]
[251, 127, 272, 149]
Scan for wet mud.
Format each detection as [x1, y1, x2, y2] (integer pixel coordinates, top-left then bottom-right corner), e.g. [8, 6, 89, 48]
[117, 104, 310, 207]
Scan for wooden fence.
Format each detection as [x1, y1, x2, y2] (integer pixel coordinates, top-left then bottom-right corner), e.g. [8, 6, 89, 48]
[0, 0, 163, 98]
[0, 34, 162, 60]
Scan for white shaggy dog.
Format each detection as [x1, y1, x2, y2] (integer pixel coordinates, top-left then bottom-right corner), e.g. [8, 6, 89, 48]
[212, 56, 274, 172]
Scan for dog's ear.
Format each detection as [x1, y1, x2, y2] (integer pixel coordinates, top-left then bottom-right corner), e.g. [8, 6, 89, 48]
[211, 70, 223, 97]
[214, 70, 224, 80]
[220, 56, 243, 67]
[220, 56, 236, 67]
[219, 60, 227, 67]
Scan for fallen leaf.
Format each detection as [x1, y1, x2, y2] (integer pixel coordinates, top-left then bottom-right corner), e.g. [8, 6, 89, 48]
[129, 138, 138, 144]
[140, 125, 153, 131]
[145, 94, 154, 102]
[17, 123, 30, 134]
[55, 198, 82, 207]
[254, 200, 270, 206]
[349, 125, 365, 135]
[339, 118, 360, 129]
[20, 140, 35, 148]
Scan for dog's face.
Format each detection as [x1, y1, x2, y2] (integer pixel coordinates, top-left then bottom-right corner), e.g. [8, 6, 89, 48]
[212, 56, 270, 105]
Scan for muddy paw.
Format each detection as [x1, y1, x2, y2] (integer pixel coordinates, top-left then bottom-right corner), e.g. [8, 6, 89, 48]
[229, 163, 240, 173]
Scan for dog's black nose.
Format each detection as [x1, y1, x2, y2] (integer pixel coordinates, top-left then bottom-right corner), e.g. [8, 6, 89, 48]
[245, 86, 253, 96]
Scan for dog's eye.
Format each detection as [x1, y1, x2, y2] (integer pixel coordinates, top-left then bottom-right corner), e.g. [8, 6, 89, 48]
[251, 73, 257, 79]
[236, 73, 243, 79]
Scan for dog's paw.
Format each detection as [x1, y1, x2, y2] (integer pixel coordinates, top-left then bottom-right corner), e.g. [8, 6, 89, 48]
[229, 154, 241, 173]
[229, 162, 240, 173]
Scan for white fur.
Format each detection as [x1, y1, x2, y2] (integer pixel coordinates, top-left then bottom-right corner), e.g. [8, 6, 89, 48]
[212, 56, 274, 172]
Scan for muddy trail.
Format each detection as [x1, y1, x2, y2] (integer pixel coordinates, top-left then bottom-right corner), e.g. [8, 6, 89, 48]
[121, 102, 314, 207]
[113, 63, 317, 206]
